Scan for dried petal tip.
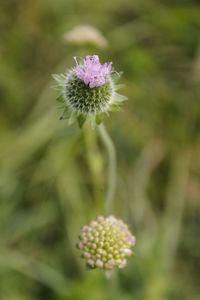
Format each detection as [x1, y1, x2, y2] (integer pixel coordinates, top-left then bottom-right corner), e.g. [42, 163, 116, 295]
[77, 215, 136, 271]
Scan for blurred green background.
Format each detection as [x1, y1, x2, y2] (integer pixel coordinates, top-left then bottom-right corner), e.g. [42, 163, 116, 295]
[0, 0, 200, 299]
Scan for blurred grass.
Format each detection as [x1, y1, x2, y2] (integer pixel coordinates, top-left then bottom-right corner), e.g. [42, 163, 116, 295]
[0, 0, 200, 299]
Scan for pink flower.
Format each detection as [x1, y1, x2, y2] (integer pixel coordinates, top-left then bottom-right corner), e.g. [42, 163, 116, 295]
[73, 55, 112, 88]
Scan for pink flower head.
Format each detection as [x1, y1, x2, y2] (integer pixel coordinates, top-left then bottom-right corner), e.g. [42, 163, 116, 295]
[73, 55, 112, 88]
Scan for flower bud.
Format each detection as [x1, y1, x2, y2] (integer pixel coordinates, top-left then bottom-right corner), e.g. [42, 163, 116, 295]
[77, 215, 136, 270]
[96, 259, 104, 268]
[87, 259, 95, 267]
[83, 252, 91, 259]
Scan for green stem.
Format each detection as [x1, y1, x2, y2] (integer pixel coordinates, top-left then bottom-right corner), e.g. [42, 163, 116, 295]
[105, 269, 119, 299]
[83, 125, 104, 213]
[98, 123, 117, 215]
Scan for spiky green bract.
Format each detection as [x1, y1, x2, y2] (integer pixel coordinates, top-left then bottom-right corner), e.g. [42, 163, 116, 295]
[52, 69, 127, 128]
[77, 215, 136, 270]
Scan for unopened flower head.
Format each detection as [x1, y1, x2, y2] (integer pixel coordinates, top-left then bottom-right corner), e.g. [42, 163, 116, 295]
[52, 55, 127, 127]
[77, 215, 136, 270]
[63, 25, 108, 48]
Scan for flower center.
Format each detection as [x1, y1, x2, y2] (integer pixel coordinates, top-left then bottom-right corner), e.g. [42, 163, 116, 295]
[64, 72, 113, 114]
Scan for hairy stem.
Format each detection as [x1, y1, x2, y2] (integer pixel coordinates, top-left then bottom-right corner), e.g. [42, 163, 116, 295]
[98, 123, 117, 215]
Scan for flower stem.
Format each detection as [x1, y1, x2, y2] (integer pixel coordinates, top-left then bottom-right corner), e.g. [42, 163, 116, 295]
[98, 123, 117, 215]
[83, 125, 104, 213]
[105, 269, 119, 299]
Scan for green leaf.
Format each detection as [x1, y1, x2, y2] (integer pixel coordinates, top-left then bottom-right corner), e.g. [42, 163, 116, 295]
[77, 114, 86, 128]
[68, 111, 77, 125]
[86, 264, 94, 271]
[96, 113, 104, 125]
[109, 104, 123, 112]
[57, 104, 66, 109]
[114, 92, 128, 102]
[115, 84, 125, 91]
[56, 95, 65, 103]
[52, 73, 66, 84]
[59, 107, 71, 120]
[51, 84, 64, 92]
[110, 71, 123, 83]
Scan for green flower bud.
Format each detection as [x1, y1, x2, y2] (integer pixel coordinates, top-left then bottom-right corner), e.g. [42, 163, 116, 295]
[77, 215, 136, 270]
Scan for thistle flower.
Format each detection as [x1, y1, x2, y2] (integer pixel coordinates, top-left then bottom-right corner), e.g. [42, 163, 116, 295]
[77, 215, 136, 270]
[74, 55, 112, 88]
[52, 55, 127, 128]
